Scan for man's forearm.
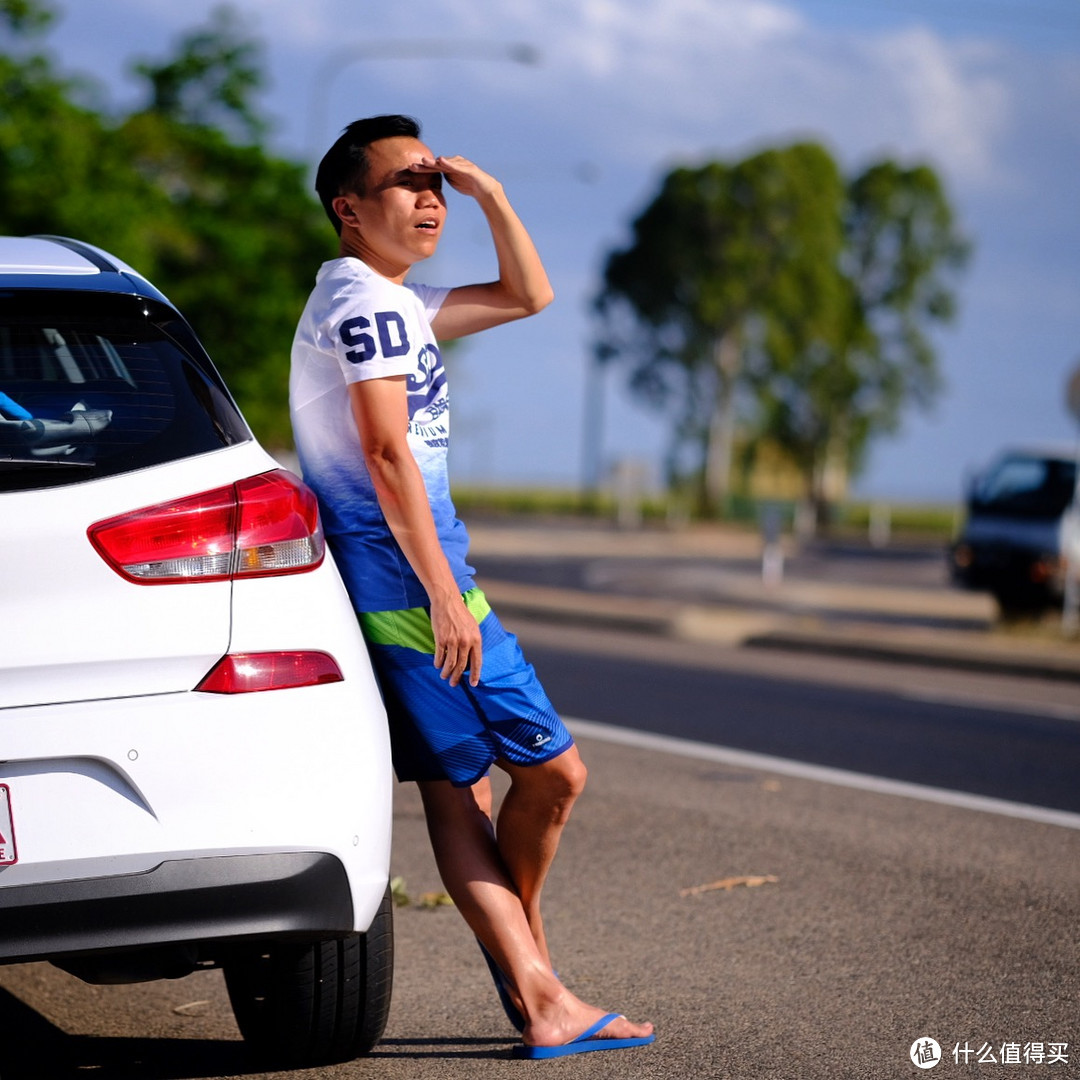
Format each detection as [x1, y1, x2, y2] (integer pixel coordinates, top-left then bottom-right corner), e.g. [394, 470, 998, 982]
[366, 448, 462, 604]
[349, 376, 481, 685]
[366, 446, 482, 685]
[475, 183, 554, 314]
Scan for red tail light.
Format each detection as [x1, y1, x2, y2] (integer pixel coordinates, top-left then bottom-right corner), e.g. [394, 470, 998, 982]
[1029, 557, 1060, 584]
[88, 470, 324, 584]
[196, 651, 344, 694]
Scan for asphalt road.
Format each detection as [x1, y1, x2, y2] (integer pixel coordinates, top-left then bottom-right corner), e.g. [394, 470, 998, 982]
[2, 732, 1077, 1080]
[1, 628, 1078, 1080]
[515, 625, 1080, 814]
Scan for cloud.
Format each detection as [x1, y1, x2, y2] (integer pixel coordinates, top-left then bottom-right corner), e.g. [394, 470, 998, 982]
[514, 1, 1013, 192]
[89, 0, 1024, 197]
[275, 0, 1008, 215]
[104, 0, 332, 43]
[862, 30, 1012, 188]
[564, 0, 805, 78]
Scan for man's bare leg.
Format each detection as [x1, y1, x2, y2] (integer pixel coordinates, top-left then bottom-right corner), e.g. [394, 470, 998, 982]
[470, 774, 494, 819]
[416, 778, 653, 1048]
[469, 746, 584, 964]
[492, 745, 587, 967]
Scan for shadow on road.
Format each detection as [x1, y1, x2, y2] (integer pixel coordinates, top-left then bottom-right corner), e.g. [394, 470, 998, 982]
[0, 986, 253, 1080]
[370, 1036, 519, 1059]
[0, 987, 522, 1078]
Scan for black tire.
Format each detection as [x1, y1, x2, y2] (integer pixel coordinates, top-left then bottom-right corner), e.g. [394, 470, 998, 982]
[993, 589, 1052, 623]
[224, 885, 394, 1067]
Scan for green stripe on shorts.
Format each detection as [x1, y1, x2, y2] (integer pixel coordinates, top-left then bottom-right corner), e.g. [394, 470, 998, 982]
[359, 587, 492, 653]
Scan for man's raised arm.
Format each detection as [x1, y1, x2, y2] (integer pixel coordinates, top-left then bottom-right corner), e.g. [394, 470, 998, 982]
[414, 155, 555, 341]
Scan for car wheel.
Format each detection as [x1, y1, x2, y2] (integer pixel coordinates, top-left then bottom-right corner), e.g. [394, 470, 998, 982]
[993, 589, 1051, 623]
[224, 885, 393, 1066]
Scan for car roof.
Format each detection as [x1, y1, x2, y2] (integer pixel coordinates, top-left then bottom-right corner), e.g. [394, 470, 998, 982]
[992, 444, 1079, 464]
[0, 235, 173, 307]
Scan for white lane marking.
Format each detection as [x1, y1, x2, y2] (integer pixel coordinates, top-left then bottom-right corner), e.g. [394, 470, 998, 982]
[564, 716, 1080, 832]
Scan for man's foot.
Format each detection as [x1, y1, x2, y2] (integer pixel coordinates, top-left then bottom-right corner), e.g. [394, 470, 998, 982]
[521, 993, 654, 1056]
[515, 1010, 655, 1059]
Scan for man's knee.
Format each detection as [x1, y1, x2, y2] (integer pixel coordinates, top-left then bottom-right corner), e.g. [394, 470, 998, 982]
[557, 749, 588, 801]
[536, 747, 588, 810]
[500, 744, 587, 810]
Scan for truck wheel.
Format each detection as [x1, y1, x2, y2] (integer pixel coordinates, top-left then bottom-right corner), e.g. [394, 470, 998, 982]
[224, 886, 393, 1067]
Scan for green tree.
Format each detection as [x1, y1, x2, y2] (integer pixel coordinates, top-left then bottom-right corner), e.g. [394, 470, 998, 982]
[746, 161, 969, 523]
[1, 0, 53, 35]
[594, 144, 968, 522]
[594, 143, 847, 515]
[1, 1, 161, 256]
[0, 2, 334, 447]
[132, 4, 267, 144]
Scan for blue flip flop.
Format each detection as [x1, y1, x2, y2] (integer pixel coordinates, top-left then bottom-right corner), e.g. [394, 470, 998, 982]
[511, 1013, 656, 1059]
[477, 938, 525, 1032]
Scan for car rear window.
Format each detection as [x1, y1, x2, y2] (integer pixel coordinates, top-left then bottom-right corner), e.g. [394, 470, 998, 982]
[971, 454, 1077, 520]
[0, 290, 250, 491]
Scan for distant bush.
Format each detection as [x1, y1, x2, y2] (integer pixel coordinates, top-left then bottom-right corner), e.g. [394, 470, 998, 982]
[453, 486, 961, 540]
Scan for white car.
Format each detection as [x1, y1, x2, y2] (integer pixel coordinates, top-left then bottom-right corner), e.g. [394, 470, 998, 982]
[0, 235, 394, 1067]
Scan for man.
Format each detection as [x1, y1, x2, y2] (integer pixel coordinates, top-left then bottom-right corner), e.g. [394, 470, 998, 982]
[290, 115, 654, 1059]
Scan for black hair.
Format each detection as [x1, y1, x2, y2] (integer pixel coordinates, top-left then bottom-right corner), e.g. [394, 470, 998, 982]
[315, 114, 422, 234]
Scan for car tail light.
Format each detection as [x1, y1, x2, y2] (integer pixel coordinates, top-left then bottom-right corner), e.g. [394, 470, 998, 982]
[1029, 556, 1060, 584]
[951, 543, 973, 570]
[196, 651, 344, 694]
[88, 470, 324, 583]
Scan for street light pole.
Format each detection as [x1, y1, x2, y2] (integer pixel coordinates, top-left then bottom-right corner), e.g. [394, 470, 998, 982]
[581, 350, 607, 499]
[306, 40, 539, 161]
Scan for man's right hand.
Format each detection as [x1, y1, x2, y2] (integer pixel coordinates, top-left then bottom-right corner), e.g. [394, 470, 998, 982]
[430, 591, 483, 688]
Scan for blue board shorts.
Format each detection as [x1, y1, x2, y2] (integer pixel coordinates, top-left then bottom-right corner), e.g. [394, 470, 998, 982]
[358, 588, 574, 787]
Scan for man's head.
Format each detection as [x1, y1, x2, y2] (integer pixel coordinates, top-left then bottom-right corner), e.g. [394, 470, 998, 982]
[316, 115, 423, 235]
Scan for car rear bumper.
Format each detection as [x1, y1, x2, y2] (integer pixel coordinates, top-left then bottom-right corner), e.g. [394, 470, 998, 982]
[0, 673, 394, 933]
[949, 540, 1064, 599]
[0, 851, 359, 967]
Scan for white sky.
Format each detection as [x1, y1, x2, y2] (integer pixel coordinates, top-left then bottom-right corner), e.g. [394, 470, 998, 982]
[36, 0, 1080, 501]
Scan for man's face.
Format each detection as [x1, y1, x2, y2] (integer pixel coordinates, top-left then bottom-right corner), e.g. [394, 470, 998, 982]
[335, 136, 446, 276]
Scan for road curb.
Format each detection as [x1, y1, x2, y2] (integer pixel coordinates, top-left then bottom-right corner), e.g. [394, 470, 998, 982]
[740, 629, 1080, 683]
[481, 578, 1080, 683]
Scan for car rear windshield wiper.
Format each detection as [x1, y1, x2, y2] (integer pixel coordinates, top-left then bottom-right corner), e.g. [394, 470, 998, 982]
[0, 458, 96, 470]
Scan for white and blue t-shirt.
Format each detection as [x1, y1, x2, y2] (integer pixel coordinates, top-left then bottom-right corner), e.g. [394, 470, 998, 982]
[289, 257, 474, 612]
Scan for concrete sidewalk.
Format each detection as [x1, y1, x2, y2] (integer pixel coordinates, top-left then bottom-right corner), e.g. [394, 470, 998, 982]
[467, 520, 1080, 683]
